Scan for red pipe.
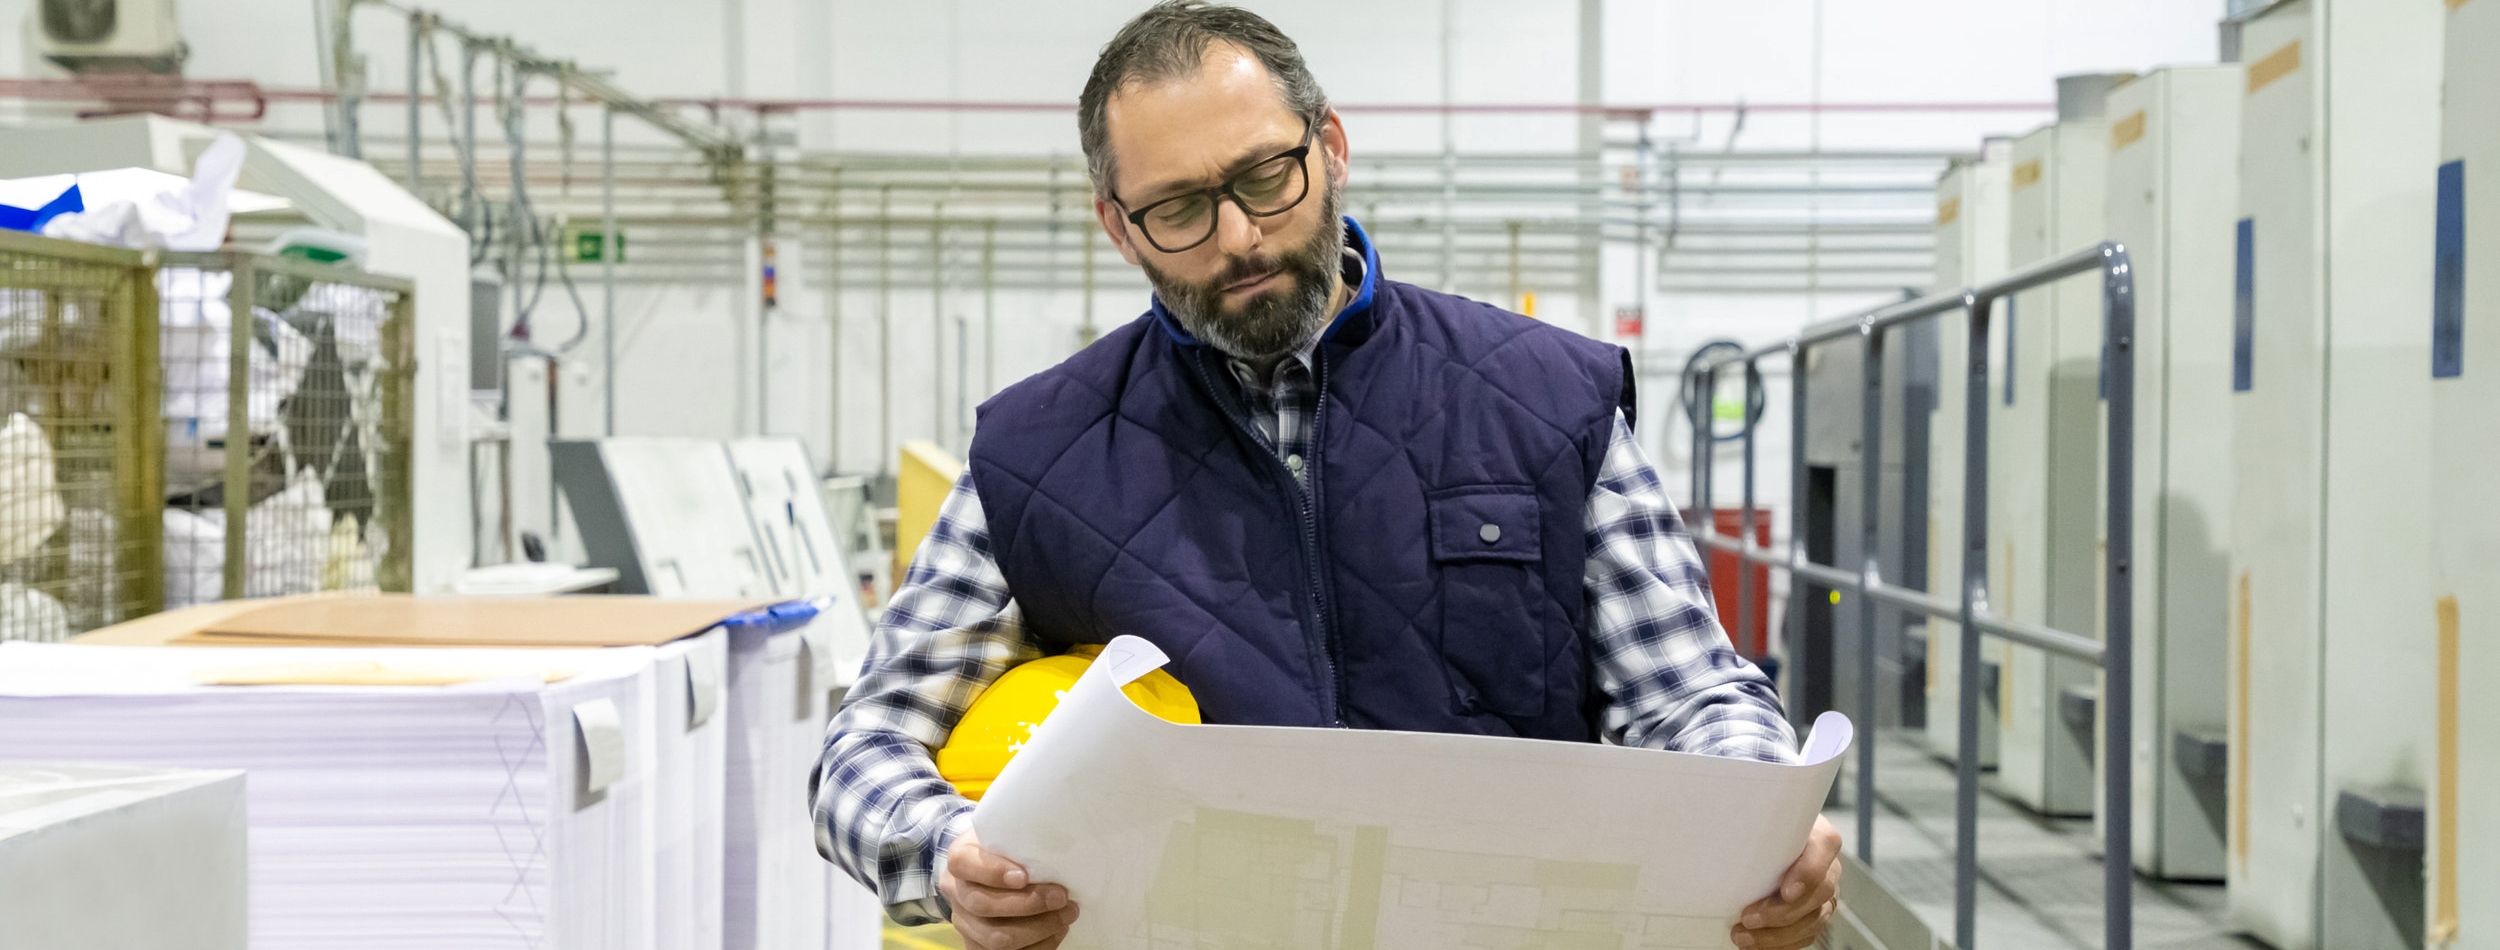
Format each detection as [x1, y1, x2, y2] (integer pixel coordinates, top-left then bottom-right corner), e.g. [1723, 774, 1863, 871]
[1, 77, 2048, 119]
[0, 77, 266, 122]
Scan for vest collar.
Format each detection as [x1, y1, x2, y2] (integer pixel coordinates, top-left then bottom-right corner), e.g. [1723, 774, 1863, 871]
[1150, 216, 1382, 351]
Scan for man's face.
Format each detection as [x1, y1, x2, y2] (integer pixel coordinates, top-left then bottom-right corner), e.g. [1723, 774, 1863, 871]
[1096, 44, 1353, 363]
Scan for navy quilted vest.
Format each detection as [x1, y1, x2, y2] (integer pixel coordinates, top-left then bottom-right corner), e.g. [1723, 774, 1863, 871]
[967, 219, 1634, 741]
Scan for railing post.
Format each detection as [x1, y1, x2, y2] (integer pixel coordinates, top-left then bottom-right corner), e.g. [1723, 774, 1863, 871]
[1855, 320, 1884, 866]
[2099, 244, 2137, 950]
[1737, 358, 1760, 658]
[1787, 341, 1811, 733]
[1697, 361, 1718, 526]
[1956, 292, 1991, 950]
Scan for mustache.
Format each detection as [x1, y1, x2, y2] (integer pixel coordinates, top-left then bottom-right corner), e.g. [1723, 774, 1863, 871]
[1217, 254, 1283, 288]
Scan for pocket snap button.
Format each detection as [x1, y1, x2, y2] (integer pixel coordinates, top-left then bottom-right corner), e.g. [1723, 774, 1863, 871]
[1479, 523, 1502, 544]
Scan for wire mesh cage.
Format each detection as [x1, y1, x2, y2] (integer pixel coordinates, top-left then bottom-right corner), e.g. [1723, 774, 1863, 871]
[0, 230, 163, 641]
[157, 251, 415, 610]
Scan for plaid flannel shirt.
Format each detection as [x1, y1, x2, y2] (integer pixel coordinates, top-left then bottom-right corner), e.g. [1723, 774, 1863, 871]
[814, 331, 1796, 927]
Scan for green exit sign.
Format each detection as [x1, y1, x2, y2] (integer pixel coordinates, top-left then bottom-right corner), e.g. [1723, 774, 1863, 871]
[570, 230, 627, 263]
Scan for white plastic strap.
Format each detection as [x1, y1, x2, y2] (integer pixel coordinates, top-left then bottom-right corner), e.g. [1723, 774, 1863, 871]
[683, 646, 722, 730]
[573, 698, 626, 795]
[799, 620, 837, 690]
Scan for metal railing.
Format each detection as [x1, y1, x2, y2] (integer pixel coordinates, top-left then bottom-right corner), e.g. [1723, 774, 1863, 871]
[1685, 242, 2136, 950]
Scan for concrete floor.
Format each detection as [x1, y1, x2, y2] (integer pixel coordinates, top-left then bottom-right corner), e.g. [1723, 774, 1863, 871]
[1827, 730, 2264, 950]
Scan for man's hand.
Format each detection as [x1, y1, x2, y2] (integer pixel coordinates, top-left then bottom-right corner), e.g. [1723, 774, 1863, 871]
[1731, 814, 1842, 949]
[940, 829, 1080, 950]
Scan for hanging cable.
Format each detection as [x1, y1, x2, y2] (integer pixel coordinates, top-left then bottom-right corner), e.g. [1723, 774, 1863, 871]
[435, 34, 493, 265]
[500, 48, 554, 337]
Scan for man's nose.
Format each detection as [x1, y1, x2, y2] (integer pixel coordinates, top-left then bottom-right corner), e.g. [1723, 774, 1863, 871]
[1211, 195, 1263, 259]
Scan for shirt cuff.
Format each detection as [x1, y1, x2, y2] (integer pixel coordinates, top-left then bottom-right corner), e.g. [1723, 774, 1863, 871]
[896, 804, 978, 924]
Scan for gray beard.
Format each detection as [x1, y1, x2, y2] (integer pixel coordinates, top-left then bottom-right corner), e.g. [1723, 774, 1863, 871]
[1144, 177, 1346, 366]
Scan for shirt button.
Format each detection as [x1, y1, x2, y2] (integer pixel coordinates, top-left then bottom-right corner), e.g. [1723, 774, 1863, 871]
[1479, 524, 1502, 544]
[1286, 454, 1305, 474]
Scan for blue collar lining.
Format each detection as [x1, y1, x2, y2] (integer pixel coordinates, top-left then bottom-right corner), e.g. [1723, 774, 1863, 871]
[1150, 216, 1381, 348]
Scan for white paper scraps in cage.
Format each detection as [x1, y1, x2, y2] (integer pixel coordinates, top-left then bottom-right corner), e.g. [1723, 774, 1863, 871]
[0, 413, 66, 566]
[161, 466, 370, 609]
[157, 268, 317, 498]
[0, 583, 69, 643]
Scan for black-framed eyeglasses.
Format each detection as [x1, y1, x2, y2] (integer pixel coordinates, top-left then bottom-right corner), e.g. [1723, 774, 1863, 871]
[1114, 125, 1317, 254]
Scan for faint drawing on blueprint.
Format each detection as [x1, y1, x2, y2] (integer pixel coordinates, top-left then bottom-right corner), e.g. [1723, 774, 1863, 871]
[974, 637, 1851, 950]
[1137, 807, 1731, 949]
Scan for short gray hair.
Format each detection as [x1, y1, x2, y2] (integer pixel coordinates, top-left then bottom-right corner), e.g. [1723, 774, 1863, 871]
[1078, 2, 1331, 201]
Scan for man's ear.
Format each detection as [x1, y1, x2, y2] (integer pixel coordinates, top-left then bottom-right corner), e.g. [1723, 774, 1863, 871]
[1320, 109, 1351, 191]
[1095, 196, 1144, 267]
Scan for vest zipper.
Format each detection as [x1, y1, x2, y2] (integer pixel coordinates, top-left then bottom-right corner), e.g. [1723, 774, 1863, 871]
[1186, 348, 1346, 727]
[1303, 352, 1345, 727]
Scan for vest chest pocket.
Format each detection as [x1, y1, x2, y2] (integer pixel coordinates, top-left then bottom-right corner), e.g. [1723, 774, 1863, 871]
[1427, 485, 1551, 720]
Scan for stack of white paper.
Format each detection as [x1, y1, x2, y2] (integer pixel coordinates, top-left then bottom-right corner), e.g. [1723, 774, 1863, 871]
[653, 630, 731, 950]
[0, 642, 667, 950]
[0, 762, 248, 950]
[720, 606, 882, 950]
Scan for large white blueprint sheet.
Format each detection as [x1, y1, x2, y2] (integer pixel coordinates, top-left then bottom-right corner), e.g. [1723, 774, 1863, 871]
[974, 637, 1851, 950]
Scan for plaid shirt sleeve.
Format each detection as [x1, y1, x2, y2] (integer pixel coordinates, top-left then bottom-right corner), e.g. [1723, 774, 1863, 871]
[812, 471, 1042, 925]
[1583, 414, 1800, 763]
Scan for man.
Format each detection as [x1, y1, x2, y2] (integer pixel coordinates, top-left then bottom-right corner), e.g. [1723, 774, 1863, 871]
[814, 4, 1842, 949]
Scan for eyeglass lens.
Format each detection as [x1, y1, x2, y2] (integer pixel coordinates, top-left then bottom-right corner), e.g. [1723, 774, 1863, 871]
[1139, 152, 1310, 252]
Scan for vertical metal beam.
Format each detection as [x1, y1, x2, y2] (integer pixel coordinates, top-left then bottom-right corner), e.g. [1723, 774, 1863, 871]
[601, 105, 617, 437]
[1574, 0, 1603, 338]
[930, 210, 944, 445]
[222, 255, 253, 601]
[1438, 0, 1457, 293]
[1855, 320, 1884, 865]
[758, 149, 778, 438]
[2099, 246, 2137, 950]
[1080, 222, 1099, 347]
[1955, 293, 1991, 950]
[406, 12, 423, 192]
[877, 186, 892, 473]
[983, 219, 997, 400]
[1506, 220, 1523, 311]
[955, 313, 970, 452]
[828, 172, 845, 470]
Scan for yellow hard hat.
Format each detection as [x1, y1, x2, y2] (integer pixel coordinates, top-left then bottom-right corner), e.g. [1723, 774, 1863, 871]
[935, 643, 1199, 802]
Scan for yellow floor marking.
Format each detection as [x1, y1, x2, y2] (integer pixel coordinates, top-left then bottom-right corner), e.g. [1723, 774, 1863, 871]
[884, 926, 962, 950]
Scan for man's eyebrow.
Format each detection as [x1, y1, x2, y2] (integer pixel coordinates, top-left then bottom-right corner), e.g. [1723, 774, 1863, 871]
[1130, 135, 1303, 205]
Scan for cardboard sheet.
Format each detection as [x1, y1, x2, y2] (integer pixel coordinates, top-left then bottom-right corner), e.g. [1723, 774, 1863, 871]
[974, 636, 1852, 950]
[171, 594, 773, 648]
[191, 660, 579, 687]
[69, 594, 355, 646]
